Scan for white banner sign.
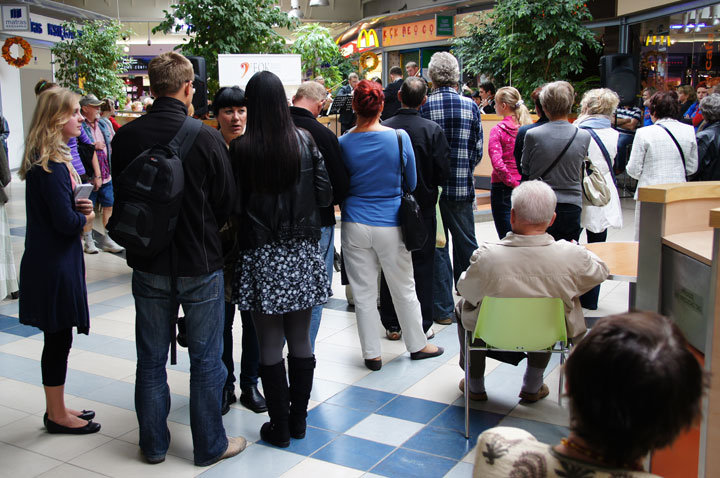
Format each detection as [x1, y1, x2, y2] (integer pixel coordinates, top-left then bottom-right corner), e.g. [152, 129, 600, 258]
[218, 54, 301, 90]
[2, 5, 29, 32]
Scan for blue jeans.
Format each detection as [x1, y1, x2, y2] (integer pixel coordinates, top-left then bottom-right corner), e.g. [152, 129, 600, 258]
[223, 305, 260, 390]
[309, 226, 334, 351]
[433, 199, 478, 319]
[133, 269, 228, 466]
[490, 182, 513, 240]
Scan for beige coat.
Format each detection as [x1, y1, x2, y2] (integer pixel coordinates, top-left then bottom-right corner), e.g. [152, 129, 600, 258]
[455, 233, 609, 339]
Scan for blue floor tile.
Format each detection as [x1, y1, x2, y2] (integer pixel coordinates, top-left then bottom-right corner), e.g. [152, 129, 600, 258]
[88, 303, 124, 318]
[429, 405, 504, 435]
[354, 356, 444, 394]
[64, 368, 119, 397]
[376, 395, 448, 424]
[98, 293, 136, 308]
[0, 302, 18, 316]
[2, 324, 40, 337]
[401, 425, 478, 460]
[0, 314, 20, 330]
[86, 279, 127, 294]
[0, 352, 42, 384]
[442, 461, 474, 478]
[9, 226, 26, 237]
[371, 448, 457, 478]
[312, 434, 394, 471]
[307, 402, 369, 433]
[325, 386, 397, 412]
[268, 426, 338, 455]
[499, 416, 569, 444]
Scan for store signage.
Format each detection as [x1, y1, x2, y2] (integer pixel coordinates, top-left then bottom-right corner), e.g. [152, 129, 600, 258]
[218, 54, 301, 89]
[382, 18, 453, 47]
[358, 29, 379, 50]
[126, 57, 150, 73]
[5, 12, 76, 42]
[2, 5, 29, 31]
[706, 34, 714, 71]
[436, 15, 454, 37]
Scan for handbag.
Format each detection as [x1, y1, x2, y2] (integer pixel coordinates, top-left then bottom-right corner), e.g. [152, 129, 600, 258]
[396, 130, 428, 252]
[579, 128, 613, 207]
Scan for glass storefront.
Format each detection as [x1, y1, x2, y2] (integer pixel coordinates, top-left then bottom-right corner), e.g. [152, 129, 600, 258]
[633, 4, 720, 89]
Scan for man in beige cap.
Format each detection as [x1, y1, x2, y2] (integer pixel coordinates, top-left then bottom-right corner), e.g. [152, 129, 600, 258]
[80, 93, 124, 254]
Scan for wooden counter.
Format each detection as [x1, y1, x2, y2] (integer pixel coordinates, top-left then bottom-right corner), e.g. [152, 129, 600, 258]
[584, 241, 638, 281]
[662, 231, 714, 266]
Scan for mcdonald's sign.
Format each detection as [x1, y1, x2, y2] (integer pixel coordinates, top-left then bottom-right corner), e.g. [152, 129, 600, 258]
[358, 28, 379, 50]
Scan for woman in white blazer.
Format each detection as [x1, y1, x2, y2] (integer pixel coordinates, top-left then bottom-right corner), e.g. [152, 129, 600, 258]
[627, 91, 698, 237]
[575, 88, 623, 310]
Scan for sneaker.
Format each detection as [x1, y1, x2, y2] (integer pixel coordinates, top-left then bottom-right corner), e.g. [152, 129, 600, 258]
[220, 436, 247, 460]
[102, 235, 124, 253]
[459, 378, 488, 401]
[434, 316, 453, 325]
[83, 235, 99, 254]
[519, 383, 550, 403]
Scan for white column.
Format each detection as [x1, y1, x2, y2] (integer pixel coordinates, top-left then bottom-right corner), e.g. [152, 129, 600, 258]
[0, 58, 25, 170]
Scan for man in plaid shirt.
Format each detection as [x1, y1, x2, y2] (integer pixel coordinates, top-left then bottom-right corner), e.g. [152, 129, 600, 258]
[420, 52, 483, 324]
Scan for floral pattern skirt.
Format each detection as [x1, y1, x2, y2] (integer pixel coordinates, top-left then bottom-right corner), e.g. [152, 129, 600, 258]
[232, 237, 329, 315]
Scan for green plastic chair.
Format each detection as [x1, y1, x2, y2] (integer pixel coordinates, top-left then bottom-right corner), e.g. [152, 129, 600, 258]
[463, 297, 569, 439]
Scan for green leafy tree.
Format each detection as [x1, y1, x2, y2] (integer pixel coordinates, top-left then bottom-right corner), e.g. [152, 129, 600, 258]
[291, 23, 346, 87]
[154, 0, 296, 94]
[453, 0, 600, 101]
[51, 20, 132, 101]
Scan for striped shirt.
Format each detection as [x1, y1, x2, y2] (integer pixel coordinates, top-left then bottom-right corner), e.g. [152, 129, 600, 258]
[420, 87, 482, 201]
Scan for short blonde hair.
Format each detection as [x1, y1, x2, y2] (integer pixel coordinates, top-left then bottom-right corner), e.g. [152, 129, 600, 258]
[579, 88, 620, 118]
[539, 81, 575, 118]
[295, 81, 327, 102]
[20, 88, 78, 180]
[148, 51, 194, 97]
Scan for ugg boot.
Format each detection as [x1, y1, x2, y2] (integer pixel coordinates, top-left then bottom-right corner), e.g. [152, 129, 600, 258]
[288, 355, 316, 439]
[258, 360, 290, 448]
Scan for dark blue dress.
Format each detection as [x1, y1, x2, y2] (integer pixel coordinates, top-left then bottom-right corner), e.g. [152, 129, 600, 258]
[19, 161, 89, 334]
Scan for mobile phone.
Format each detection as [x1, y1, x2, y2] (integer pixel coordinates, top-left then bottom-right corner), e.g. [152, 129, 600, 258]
[74, 183, 93, 200]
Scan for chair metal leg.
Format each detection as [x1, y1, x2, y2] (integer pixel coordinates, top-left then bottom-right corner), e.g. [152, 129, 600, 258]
[464, 330, 470, 439]
[558, 349, 565, 406]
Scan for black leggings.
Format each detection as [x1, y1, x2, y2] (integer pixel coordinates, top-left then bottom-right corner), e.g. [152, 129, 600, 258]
[41, 328, 73, 386]
[251, 308, 313, 365]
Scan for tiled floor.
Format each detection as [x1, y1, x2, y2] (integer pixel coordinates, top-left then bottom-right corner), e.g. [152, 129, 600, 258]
[0, 174, 632, 477]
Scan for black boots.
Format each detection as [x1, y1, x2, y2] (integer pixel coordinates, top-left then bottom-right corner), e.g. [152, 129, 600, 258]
[288, 355, 316, 439]
[258, 355, 316, 447]
[258, 360, 291, 448]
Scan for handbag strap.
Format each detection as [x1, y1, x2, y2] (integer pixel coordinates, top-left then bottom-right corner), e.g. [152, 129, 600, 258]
[580, 127, 616, 182]
[533, 129, 578, 180]
[396, 130, 408, 192]
[657, 123, 686, 168]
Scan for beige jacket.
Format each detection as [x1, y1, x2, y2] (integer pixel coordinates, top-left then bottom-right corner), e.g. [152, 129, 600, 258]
[455, 233, 609, 339]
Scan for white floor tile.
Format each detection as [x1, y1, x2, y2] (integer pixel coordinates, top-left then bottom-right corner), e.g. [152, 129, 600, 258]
[0, 415, 112, 461]
[0, 379, 52, 414]
[36, 463, 111, 478]
[345, 414, 423, 446]
[64, 397, 140, 439]
[85, 317, 135, 339]
[403, 364, 464, 404]
[0, 404, 29, 427]
[0, 442, 63, 477]
[280, 457, 364, 478]
[68, 351, 137, 380]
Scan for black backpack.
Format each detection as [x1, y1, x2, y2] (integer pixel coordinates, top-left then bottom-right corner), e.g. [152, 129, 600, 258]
[108, 117, 202, 256]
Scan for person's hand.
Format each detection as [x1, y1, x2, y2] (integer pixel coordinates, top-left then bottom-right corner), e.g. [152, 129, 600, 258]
[94, 139, 105, 151]
[75, 198, 94, 215]
[92, 176, 101, 191]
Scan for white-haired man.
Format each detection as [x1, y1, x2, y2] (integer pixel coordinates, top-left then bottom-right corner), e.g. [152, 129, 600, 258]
[456, 181, 608, 402]
[419, 51, 482, 326]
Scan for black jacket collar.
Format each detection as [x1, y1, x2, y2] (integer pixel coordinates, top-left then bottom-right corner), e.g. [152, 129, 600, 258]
[148, 96, 189, 116]
[290, 106, 316, 120]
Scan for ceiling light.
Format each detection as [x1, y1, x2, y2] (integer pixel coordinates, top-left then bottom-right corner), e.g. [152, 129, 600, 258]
[309, 0, 330, 6]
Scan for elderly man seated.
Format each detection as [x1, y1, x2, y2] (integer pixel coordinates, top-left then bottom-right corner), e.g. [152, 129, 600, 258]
[456, 181, 609, 402]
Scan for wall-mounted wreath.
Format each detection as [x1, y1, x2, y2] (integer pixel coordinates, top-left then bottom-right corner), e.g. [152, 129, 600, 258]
[2, 37, 32, 68]
[360, 51, 379, 72]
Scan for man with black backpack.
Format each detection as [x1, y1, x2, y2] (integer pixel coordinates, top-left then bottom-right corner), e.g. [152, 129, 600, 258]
[110, 52, 243, 466]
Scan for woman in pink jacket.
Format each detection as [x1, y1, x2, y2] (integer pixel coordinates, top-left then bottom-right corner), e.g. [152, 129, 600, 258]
[489, 87, 532, 239]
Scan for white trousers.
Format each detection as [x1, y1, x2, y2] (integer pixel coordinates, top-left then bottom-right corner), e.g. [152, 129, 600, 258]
[341, 222, 427, 359]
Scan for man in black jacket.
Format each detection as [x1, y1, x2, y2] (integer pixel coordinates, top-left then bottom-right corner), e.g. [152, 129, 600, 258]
[290, 81, 350, 349]
[380, 77, 450, 337]
[110, 52, 245, 466]
[381, 66, 404, 120]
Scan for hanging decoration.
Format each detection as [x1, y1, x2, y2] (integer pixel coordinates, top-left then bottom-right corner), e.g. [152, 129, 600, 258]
[360, 51, 378, 71]
[2, 37, 32, 68]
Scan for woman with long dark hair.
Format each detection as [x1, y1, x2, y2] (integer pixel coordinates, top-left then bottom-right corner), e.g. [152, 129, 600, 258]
[339, 79, 443, 370]
[230, 71, 332, 448]
[18, 87, 100, 434]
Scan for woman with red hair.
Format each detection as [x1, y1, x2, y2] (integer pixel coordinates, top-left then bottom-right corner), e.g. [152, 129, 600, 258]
[339, 80, 443, 370]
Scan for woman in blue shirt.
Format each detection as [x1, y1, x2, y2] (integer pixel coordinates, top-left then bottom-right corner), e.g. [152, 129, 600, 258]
[339, 80, 443, 370]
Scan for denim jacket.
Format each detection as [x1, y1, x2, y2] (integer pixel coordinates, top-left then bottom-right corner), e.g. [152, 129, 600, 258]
[81, 117, 113, 167]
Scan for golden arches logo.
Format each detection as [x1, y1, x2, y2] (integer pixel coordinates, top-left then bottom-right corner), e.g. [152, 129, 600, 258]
[358, 29, 379, 49]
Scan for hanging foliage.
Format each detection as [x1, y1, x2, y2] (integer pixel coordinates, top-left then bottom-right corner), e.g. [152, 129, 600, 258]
[51, 20, 132, 101]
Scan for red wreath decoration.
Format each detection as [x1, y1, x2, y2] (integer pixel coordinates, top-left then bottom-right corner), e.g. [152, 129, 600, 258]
[2, 37, 32, 68]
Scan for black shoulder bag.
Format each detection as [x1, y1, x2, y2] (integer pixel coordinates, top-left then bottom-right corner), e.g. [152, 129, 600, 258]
[657, 123, 687, 174]
[396, 130, 427, 252]
[531, 129, 578, 181]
